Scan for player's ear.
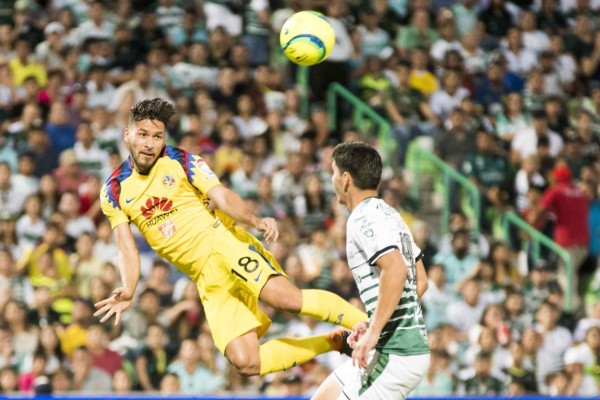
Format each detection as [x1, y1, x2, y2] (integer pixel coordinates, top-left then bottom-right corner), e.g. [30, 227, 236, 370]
[123, 128, 130, 143]
[342, 171, 351, 192]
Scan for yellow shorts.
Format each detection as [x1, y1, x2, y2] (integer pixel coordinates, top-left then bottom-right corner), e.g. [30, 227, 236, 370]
[196, 224, 286, 354]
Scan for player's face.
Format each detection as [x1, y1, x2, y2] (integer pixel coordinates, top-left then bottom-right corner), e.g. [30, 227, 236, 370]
[331, 161, 347, 207]
[125, 119, 166, 175]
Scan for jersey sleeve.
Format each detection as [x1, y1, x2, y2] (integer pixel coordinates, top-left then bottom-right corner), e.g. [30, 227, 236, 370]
[101, 181, 129, 229]
[352, 213, 401, 266]
[352, 211, 423, 267]
[165, 146, 221, 194]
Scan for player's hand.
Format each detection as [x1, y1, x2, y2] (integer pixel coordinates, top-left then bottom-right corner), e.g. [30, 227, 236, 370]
[352, 328, 378, 369]
[93, 287, 133, 326]
[348, 321, 368, 349]
[256, 217, 279, 243]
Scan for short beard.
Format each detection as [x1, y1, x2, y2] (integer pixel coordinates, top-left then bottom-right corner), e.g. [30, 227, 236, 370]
[132, 153, 159, 175]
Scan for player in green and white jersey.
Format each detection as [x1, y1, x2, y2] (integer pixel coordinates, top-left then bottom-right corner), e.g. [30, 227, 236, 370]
[312, 141, 430, 400]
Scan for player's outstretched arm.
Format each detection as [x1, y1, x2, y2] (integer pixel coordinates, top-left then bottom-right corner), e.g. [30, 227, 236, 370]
[207, 184, 279, 243]
[416, 259, 428, 298]
[93, 223, 140, 326]
[352, 250, 407, 369]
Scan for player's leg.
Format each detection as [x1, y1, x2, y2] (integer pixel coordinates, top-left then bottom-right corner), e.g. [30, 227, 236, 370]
[228, 224, 368, 329]
[257, 329, 352, 375]
[224, 330, 261, 376]
[311, 374, 343, 400]
[313, 358, 359, 400]
[225, 322, 351, 376]
[355, 353, 430, 400]
[259, 272, 368, 330]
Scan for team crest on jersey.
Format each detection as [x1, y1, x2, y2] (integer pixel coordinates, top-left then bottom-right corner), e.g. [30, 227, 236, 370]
[162, 174, 176, 188]
[158, 219, 177, 238]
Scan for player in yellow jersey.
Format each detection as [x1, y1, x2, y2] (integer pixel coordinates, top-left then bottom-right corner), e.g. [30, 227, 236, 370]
[94, 98, 368, 376]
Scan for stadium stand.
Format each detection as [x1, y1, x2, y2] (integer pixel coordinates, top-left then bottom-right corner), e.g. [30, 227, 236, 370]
[0, 0, 598, 397]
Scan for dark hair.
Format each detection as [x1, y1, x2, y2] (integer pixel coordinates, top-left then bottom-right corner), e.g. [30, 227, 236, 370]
[129, 98, 175, 128]
[332, 141, 382, 190]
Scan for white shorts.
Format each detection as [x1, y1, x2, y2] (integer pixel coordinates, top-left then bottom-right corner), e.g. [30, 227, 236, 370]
[333, 352, 430, 400]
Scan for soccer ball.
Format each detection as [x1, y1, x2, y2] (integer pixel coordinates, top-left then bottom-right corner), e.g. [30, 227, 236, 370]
[280, 11, 336, 66]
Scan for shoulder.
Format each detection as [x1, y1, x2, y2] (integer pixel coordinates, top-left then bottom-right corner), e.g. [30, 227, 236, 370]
[164, 145, 192, 162]
[102, 160, 134, 208]
[163, 145, 197, 175]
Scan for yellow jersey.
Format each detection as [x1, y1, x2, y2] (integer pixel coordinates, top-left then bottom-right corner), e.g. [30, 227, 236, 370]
[101, 146, 225, 280]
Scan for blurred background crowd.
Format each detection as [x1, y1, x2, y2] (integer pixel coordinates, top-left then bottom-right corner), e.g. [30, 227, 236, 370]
[0, 0, 599, 397]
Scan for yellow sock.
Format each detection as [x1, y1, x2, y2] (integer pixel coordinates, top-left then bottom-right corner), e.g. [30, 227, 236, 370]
[300, 289, 368, 329]
[259, 335, 332, 375]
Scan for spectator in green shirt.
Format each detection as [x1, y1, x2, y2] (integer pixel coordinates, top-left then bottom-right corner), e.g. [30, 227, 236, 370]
[457, 351, 504, 395]
[395, 9, 439, 58]
[386, 60, 439, 166]
[462, 130, 510, 232]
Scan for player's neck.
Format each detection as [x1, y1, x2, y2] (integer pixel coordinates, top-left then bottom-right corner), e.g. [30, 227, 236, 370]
[347, 190, 378, 212]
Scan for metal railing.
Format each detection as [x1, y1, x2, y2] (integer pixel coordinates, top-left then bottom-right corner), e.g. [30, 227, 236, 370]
[502, 211, 574, 311]
[326, 83, 395, 166]
[409, 147, 481, 236]
[323, 82, 574, 311]
[296, 66, 310, 120]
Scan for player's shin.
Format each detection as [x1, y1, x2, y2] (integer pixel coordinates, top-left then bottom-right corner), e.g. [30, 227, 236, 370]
[300, 289, 368, 329]
[259, 335, 332, 375]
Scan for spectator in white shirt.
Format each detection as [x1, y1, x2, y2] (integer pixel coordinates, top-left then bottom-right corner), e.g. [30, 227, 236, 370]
[422, 263, 455, 330]
[232, 94, 268, 139]
[230, 153, 260, 199]
[73, 121, 110, 179]
[519, 10, 551, 55]
[431, 21, 462, 65]
[156, 0, 185, 33]
[514, 155, 546, 212]
[430, 69, 470, 120]
[511, 111, 564, 163]
[85, 64, 115, 109]
[447, 279, 486, 336]
[0, 162, 26, 216]
[356, 8, 391, 58]
[57, 191, 95, 241]
[109, 62, 172, 113]
[460, 31, 488, 76]
[503, 28, 538, 78]
[11, 152, 39, 199]
[549, 35, 577, 85]
[564, 326, 600, 396]
[574, 300, 600, 342]
[16, 193, 46, 250]
[535, 301, 573, 393]
[35, 22, 66, 70]
[76, 1, 114, 45]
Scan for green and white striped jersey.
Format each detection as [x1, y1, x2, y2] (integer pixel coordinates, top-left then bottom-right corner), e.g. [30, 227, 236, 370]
[346, 198, 430, 356]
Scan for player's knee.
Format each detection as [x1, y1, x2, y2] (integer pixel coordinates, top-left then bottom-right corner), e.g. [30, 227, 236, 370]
[227, 350, 260, 377]
[261, 276, 302, 313]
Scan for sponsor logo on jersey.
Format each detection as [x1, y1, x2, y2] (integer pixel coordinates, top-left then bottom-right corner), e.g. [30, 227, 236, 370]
[196, 160, 217, 180]
[158, 219, 177, 238]
[162, 174, 176, 188]
[141, 197, 174, 219]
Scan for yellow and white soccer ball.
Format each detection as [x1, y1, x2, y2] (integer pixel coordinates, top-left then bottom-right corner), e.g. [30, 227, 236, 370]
[279, 11, 336, 66]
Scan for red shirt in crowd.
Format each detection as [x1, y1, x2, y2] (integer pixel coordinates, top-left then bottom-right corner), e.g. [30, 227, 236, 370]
[541, 183, 589, 248]
[91, 348, 123, 376]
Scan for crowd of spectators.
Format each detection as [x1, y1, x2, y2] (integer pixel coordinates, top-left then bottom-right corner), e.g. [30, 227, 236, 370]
[0, 0, 599, 397]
